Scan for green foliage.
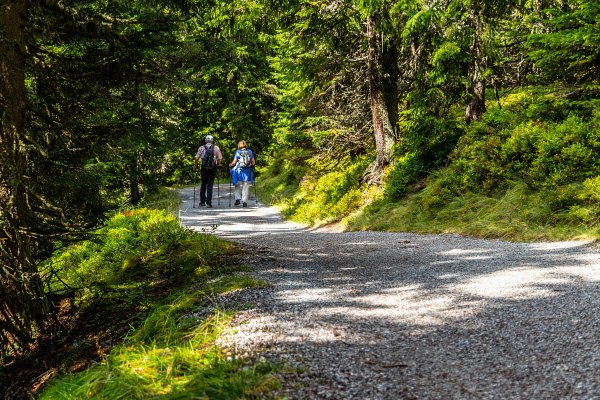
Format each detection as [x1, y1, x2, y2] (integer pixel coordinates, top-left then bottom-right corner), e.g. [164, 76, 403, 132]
[255, 146, 313, 205]
[385, 114, 464, 199]
[40, 289, 277, 400]
[527, 0, 600, 85]
[350, 97, 600, 241]
[45, 208, 228, 299]
[39, 200, 277, 399]
[272, 154, 372, 225]
[349, 176, 600, 241]
[447, 110, 600, 198]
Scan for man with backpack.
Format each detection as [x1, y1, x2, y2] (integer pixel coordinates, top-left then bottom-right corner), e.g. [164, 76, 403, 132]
[228, 140, 255, 207]
[194, 135, 223, 208]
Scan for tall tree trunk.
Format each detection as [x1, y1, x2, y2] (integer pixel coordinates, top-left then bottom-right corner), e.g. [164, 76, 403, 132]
[465, 45, 486, 123]
[465, 9, 486, 124]
[129, 74, 143, 206]
[129, 156, 142, 205]
[364, 14, 398, 183]
[0, 0, 47, 353]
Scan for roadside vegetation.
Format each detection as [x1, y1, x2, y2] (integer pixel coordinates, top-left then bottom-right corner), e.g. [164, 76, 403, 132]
[2, 0, 599, 394]
[259, 89, 600, 242]
[2, 189, 277, 398]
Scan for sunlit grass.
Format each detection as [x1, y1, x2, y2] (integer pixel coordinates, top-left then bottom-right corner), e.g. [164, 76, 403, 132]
[258, 155, 372, 225]
[39, 190, 279, 399]
[347, 180, 600, 242]
[40, 279, 277, 400]
[141, 187, 182, 215]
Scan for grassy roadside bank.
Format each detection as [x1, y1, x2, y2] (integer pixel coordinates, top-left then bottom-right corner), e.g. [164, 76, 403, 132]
[257, 98, 600, 243]
[344, 181, 599, 242]
[2, 188, 278, 399]
[257, 162, 600, 243]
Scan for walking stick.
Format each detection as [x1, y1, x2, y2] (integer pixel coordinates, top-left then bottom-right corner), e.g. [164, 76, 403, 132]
[217, 166, 220, 206]
[193, 170, 197, 208]
[253, 166, 258, 204]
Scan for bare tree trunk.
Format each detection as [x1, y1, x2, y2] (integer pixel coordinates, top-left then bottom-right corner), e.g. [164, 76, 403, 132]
[364, 14, 398, 184]
[129, 156, 142, 205]
[465, 9, 486, 124]
[465, 48, 486, 123]
[0, 0, 47, 354]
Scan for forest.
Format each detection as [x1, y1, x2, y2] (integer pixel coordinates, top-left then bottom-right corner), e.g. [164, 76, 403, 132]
[1, 0, 598, 397]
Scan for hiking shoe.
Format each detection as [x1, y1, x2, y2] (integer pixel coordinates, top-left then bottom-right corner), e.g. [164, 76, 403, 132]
[206, 204, 213, 208]
[243, 202, 247, 207]
[199, 202, 205, 206]
[234, 200, 241, 205]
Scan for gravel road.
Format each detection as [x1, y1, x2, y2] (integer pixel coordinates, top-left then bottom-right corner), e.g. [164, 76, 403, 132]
[178, 185, 600, 399]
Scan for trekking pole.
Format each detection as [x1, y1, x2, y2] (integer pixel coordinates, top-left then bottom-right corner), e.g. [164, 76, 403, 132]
[193, 170, 197, 208]
[253, 166, 258, 204]
[217, 166, 220, 206]
[229, 166, 232, 207]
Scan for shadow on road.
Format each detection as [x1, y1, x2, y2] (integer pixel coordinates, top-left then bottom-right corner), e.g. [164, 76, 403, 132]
[177, 185, 600, 399]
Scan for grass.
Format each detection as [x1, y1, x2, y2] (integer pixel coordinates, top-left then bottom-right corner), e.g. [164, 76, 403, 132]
[256, 155, 372, 226]
[141, 187, 183, 215]
[346, 180, 600, 242]
[40, 280, 277, 400]
[261, 160, 599, 241]
[36, 190, 280, 399]
[259, 87, 600, 243]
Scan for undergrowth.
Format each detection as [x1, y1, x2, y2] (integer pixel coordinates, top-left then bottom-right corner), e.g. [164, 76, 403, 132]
[258, 147, 373, 226]
[346, 179, 599, 241]
[262, 88, 600, 242]
[37, 203, 278, 399]
[348, 103, 600, 241]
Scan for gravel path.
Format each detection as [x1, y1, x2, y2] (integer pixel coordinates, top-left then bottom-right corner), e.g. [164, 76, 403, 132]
[178, 185, 600, 399]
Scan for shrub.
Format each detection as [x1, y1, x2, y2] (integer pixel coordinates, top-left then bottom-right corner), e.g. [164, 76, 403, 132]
[385, 114, 464, 200]
[279, 155, 371, 224]
[45, 208, 221, 294]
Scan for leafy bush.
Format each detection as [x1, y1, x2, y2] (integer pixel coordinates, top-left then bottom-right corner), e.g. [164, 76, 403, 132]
[45, 208, 225, 295]
[279, 155, 371, 224]
[385, 114, 464, 199]
[350, 96, 600, 241]
[40, 203, 277, 399]
[444, 110, 599, 192]
[40, 275, 275, 400]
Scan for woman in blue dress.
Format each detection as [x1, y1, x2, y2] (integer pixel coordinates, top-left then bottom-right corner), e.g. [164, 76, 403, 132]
[228, 140, 255, 207]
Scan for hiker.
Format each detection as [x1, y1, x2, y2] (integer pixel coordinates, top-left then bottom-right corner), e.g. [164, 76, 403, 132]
[229, 140, 255, 207]
[194, 135, 223, 208]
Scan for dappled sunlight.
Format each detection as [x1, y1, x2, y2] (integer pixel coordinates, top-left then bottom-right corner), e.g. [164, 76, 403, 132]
[173, 185, 600, 400]
[331, 293, 476, 327]
[178, 185, 600, 398]
[528, 241, 592, 251]
[439, 248, 496, 255]
[178, 184, 304, 239]
[248, 237, 600, 343]
[279, 288, 337, 303]
[457, 266, 562, 299]
[458, 263, 600, 299]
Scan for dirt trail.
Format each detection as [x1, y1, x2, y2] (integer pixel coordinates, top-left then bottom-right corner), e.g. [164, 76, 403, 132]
[178, 185, 600, 400]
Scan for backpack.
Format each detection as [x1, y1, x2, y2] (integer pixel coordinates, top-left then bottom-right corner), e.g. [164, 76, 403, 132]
[238, 148, 251, 168]
[201, 145, 216, 170]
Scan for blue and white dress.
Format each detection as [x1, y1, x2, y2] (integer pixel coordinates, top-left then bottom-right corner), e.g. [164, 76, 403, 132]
[230, 148, 255, 185]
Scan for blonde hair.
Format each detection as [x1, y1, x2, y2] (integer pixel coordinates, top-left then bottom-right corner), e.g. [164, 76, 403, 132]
[237, 140, 247, 149]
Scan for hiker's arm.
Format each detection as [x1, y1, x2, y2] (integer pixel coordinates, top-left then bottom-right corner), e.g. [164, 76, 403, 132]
[216, 148, 223, 166]
[229, 157, 237, 168]
[193, 147, 202, 170]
